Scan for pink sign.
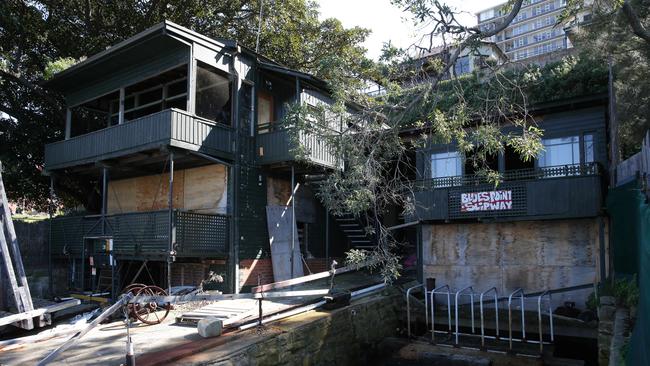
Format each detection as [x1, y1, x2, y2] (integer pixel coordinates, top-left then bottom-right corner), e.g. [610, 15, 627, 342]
[461, 190, 513, 212]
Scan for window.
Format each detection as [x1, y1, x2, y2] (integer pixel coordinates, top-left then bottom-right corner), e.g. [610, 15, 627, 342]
[257, 90, 274, 133]
[454, 56, 471, 76]
[431, 151, 462, 179]
[195, 62, 232, 125]
[538, 136, 580, 167]
[583, 134, 595, 163]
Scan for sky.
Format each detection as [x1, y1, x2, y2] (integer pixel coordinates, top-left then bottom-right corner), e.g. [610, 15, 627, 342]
[317, 0, 505, 60]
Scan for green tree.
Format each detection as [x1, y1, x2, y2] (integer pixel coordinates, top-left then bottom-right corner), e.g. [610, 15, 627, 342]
[564, 0, 650, 158]
[0, 0, 373, 210]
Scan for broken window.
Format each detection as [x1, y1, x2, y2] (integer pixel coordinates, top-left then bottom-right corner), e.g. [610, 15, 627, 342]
[69, 90, 119, 137]
[120, 65, 188, 122]
[195, 62, 231, 125]
[257, 90, 274, 133]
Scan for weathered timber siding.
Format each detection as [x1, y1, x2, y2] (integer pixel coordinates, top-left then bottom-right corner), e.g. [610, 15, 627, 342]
[412, 174, 602, 221]
[256, 130, 338, 168]
[107, 164, 228, 215]
[422, 218, 605, 307]
[66, 39, 188, 106]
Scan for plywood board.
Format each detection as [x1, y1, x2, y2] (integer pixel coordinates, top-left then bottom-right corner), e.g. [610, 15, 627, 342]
[184, 164, 227, 214]
[107, 164, 228, 214]
[266, 205, 304, 282]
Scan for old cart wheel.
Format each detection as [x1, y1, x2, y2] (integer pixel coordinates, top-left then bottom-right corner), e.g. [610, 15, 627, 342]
[123, 283, 146, 320]
[134, 285, 170, 325]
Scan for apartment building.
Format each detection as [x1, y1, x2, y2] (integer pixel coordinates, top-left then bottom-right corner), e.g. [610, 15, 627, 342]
[477, 0, 577, 63]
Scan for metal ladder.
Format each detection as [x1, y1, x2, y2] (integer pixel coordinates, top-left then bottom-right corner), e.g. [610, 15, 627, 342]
[0, 161, 35, 329]
[406, 283, 555, 355]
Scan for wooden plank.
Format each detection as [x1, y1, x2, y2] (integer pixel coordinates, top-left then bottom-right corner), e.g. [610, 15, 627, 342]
[0, 299, 80, 327]
[0, 164, 34, 315]
[37, 294, 132, 366]
[251, 261, 371, 293]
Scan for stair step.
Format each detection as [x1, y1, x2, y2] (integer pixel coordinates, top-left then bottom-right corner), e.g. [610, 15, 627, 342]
[339, 224, 361, 227]
[335, 217, 356, 222]
[342, 229, 363, 233]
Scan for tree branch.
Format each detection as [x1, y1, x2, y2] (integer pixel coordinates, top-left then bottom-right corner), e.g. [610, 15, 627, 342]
[621, 1, 650, 44]
[0, 69, 65, 119]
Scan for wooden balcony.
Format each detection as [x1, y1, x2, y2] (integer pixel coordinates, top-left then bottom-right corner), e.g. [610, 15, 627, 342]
[255, 123, 339, 169]
[44, 109, 233, 171]
[410, 163, 603, 221]
[50, 210, 230, 259]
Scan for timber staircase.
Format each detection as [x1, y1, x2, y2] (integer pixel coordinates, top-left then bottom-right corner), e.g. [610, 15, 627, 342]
[335, 214, 376, 250]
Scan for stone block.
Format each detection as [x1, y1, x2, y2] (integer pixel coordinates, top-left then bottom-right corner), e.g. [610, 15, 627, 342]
[598, 305, 616, 321]
[599, 320, 613, 335]
[197, 317, 223, 338]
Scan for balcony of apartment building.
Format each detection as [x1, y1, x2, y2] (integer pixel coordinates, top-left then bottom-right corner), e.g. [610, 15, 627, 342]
[410, 131, 604, 222]
[504, 28, 565, 52]
[255, 67, 341, 170]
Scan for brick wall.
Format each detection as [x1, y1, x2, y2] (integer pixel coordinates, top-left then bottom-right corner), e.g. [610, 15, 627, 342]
[238, 257, 342, 290]
[239, 258, 274, 288]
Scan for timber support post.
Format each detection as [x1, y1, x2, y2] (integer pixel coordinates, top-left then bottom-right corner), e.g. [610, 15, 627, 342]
[168, 152, 175, 294]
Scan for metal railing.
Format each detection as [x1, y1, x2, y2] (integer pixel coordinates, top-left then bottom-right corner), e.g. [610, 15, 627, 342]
[413, 162, 600, 191]
[480, 287, 499, 349]
[537, 291, 554, 353]
[429, 285, 452, 343]
[454, 286, 475, 346]
[406, 283, 424, 338]
[406, 283, 556, 354]
[508, 288, 526, 351]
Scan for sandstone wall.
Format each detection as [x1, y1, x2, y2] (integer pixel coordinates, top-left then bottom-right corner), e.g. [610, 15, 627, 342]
[189, 288, 402, 365]
[422, 218, 606, 308]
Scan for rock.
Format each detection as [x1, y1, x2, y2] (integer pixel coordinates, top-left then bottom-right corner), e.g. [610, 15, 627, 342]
[198, 317, 223, 338]
[598, 305, 616, 321]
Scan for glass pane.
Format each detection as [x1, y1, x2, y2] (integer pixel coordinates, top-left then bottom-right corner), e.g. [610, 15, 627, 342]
[196, 63, 231, 125]
[539, 136, 579, 167]
[139, 88, 162, 106]
[583, 134, 594, 163]
[167, 79, 188, 98]
[431, 152, 462, 178]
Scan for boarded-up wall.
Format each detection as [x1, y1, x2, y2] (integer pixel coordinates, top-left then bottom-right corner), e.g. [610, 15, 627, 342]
[107, 164, 228, 214]
[422, 218, 605, 308]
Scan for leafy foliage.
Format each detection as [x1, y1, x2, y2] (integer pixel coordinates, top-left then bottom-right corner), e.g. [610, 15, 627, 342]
[565, 0, 650, 158]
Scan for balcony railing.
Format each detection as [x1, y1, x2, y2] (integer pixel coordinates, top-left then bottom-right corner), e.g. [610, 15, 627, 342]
[50, 210, 229, 258]
[414, 163, 599, 190]
[44, 109, 233, 170]
[256, 122, 340, 169]
[409, 163, 602, 221]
